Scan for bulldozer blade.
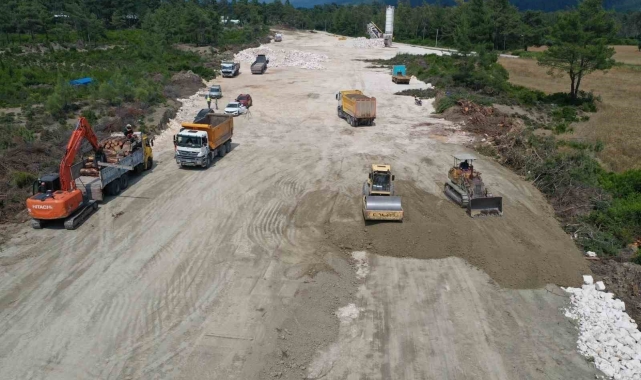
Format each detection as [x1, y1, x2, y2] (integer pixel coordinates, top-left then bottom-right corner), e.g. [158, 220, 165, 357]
[468, 196, 503, 217]
[363, 196, 403, 221]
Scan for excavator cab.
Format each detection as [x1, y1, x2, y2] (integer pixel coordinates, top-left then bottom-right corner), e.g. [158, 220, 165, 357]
[32, 174, 61, 196]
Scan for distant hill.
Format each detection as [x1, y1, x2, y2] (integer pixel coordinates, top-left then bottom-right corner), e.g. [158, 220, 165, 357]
[289, 0, 641, 12]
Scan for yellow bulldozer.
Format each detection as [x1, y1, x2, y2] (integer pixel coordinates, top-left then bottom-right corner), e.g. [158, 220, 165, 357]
[444, 154, 503, 217]
[362, 164, 403, 221]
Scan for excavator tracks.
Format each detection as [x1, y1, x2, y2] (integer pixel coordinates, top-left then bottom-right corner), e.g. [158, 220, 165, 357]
[63, 201, 98, 230]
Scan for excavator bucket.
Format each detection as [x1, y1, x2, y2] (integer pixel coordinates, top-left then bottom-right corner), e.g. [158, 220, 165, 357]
[363, 196, 403, 221]
[468, 196, 503, 217]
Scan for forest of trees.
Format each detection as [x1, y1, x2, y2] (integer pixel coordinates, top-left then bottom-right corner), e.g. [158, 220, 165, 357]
[0, 0, 639, 51]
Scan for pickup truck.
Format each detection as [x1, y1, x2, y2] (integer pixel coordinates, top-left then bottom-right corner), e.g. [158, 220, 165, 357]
[251, 54, 269, 74]
[75, 132, 154, 200]
[221, 61, 240, 77]
[174, 113, 233, 168]
[336, 90, 376, 127]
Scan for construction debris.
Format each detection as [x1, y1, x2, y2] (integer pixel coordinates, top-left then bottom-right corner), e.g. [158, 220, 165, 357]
[349, 37, 384, 49]
[563, 279, 641, 379]
[234, 46, 328, 70]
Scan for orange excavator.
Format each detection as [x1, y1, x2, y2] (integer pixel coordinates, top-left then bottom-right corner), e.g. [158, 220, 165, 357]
[26, 117, 105, 230]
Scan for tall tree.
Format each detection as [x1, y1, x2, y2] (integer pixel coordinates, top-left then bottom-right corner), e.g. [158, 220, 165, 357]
[537, 0, 616, 100]
[521, 10, 546, 50]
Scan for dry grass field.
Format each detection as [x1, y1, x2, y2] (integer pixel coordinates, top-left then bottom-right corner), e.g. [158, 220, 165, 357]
[525, 45, 641, 65]
[499, 54, 641, 172]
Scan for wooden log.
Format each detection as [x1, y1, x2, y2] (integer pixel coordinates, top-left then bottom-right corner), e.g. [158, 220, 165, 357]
[80, 168, 99, 176]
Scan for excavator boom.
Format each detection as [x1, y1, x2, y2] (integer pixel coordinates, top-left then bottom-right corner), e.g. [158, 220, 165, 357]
[59, 117, 101, 191]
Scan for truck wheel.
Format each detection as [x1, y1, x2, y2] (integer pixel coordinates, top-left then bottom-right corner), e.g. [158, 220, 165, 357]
[120, 174, 129, 189]
[203, 156, 211, 168]
[225, 141, 231, 153]
[134, 164, 143, 175]
[111, 180, 121, 195]
[219, 144, 227, 158]
[146, 158, 153, 171]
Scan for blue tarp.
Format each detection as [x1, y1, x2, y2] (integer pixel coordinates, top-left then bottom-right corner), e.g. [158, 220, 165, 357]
[69, 77, 94, 86]
[392, 65, 407, 76]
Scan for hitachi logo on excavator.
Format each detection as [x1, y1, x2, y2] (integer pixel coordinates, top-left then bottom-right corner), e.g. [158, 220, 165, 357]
[32, 205, 53, 210]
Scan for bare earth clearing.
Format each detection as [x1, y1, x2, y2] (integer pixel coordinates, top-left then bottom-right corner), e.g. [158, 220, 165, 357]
[0, 31, 598, 379]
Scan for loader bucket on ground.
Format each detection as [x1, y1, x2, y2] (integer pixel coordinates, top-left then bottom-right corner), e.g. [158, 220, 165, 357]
[468, 196, 503, 217]
[363, 196, 404, 221]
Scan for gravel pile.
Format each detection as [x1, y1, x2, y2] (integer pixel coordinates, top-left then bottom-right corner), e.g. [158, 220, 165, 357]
[234, 46, 328, 70]
[564, 276, 641, 379]
[350, 37, 384, 48]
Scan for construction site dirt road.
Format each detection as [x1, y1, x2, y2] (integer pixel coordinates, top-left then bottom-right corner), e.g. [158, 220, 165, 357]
[0, 31, 599, 379]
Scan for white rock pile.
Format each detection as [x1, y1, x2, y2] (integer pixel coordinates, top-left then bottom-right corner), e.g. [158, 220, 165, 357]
[350, 37, 384, 49]
[234, 46, 328, 70]
[563, 275, 641, 379]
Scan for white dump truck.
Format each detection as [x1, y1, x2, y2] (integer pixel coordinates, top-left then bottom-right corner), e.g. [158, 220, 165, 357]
[174, 113, 234, 168]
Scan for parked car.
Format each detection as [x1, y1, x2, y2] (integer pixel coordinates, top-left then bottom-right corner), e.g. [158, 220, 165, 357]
[236, 94, 253, 108]
[224, 102, 247, 116]
[207, 85, 222, 99]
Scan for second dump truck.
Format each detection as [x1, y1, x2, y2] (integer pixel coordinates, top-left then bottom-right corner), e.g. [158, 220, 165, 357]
[391, 65, 410, 84]
[251, 54, 269, 74]
[336, 90, 377, 127]
[174, 112, 234, 168]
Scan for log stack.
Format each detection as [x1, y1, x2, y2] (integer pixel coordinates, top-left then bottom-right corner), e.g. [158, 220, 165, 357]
[80, 136, 134, 177]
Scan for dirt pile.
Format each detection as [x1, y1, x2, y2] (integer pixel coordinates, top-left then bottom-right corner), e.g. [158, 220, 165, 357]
[234, 46, 328, 70]
[349, 37, 384, 49]
[164, 71, 205, 99]
[444, 100, 515, 138]
[325, 181, 590, 289]
[590, 259, 641, 327]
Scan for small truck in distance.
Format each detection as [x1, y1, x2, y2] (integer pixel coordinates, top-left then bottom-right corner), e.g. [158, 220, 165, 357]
[251, 54, 269, 74]
[174, 112, 234, 168]
[391, 65, 410, 84]
[221, 61, 240, 77]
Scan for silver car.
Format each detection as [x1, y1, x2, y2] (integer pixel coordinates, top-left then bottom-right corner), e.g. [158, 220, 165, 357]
[207, 85, 222, 99]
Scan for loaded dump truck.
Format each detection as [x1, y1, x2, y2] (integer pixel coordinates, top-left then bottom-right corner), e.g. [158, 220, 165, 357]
[221, 61, 240, 77]
[391, 65, 410, 84]
[174, 112, 233, 168]
[336, 90, 376, 127]
[251, 54, 269, 74]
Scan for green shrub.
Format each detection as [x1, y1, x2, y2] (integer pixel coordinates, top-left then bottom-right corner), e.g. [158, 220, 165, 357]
[435, 96, 456, 113]
[553, 106, 578, 122]
[12, 171, 36, 188]
[553, 122, 570, 134]
[81, 109, 98, 124]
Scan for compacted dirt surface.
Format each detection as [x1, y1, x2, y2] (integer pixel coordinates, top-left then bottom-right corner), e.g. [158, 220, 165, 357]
[0, 31, 598, 379]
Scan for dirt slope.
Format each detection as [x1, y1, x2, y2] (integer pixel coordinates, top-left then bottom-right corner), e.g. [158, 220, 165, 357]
[0, 31, 596, 379]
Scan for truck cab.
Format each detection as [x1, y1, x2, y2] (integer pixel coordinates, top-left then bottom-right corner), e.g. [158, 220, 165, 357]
[221, 61, 240, 77]
[174, 130, 211, 167]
